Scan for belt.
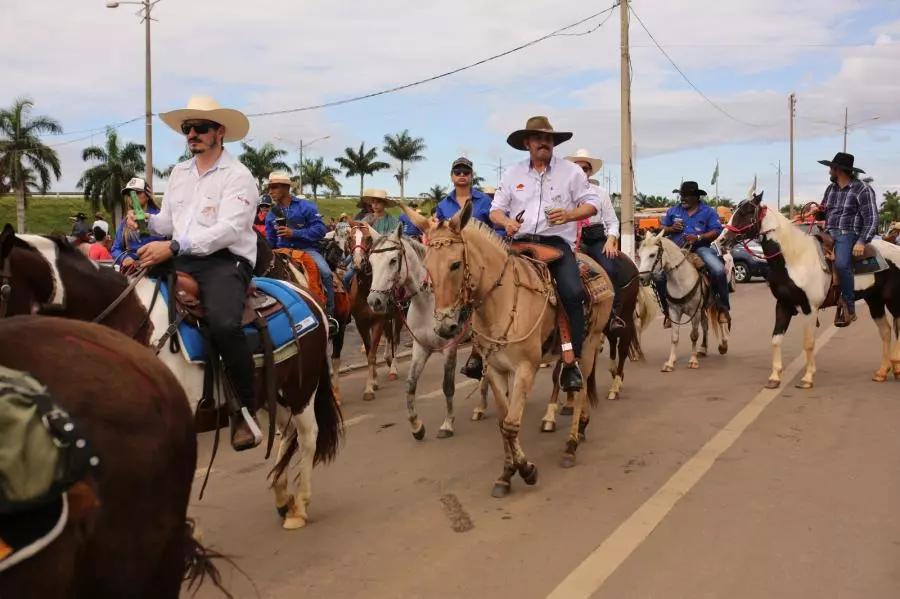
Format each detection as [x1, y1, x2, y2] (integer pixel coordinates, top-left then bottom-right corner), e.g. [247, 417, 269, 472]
[517, 234, 558, 243]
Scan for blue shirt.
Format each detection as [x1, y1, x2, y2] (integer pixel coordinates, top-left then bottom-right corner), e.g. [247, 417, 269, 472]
[110, 205, 168, 263]
[661, 202, 722, 248]
[436, 189, 505, 237]
[265, 197, 327, 251]
[399, 212, 422, 237]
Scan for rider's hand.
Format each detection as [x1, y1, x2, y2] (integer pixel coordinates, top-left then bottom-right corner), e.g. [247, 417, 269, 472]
[684, 234, 699, 244]
[603, 238, 619, 258]
[546, 208, 568, 226]
[504, 219, 521, 236]
[125, 210, 138, 231]
[122, 257, 135, 268]
[671, 221, 684, 232]
[852, 242, 866, 257]
[276, 226, 294, 238]
[137, 241, 173, 268]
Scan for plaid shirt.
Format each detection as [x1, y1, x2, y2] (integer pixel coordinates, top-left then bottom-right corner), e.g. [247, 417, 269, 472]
[821, 179, 878, 244]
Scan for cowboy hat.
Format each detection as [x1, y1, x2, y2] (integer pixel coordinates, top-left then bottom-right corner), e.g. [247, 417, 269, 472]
[817, 152, 865, 174]
[673, 181, 707, 197]
[361, 189, 389, 201]
[159, 95, 250, 143]
[268, 171, 292, 186]
[121, 176, 150, 195]
[506, 116, 573, 151]
[482, 186, 497, 195]
[564, 148, 603, 175]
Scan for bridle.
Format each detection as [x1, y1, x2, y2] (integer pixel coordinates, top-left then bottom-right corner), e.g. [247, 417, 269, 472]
[724, 201, 782, 260]
[0, 254, 12, 319]
[368, 239, 424, 303]
[346, 224, 373, 271]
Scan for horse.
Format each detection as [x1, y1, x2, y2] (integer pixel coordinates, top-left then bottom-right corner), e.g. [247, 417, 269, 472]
[720, 192, 900, 387]
[345, 221, 403, 401]
[0, 224, 343, 530]
[365, 224, 491, 439]
[398, 202, 613, 497]
[0, 316, 227, 599]
[637, 232, 730, 372]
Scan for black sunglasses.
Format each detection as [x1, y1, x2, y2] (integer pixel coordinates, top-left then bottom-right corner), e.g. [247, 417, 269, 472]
[181, 121, 220, 135]
[452, 169, 472, 177]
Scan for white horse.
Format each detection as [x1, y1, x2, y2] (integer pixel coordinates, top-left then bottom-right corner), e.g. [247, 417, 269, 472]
[637, 233, 729, 371]
[366, 224, 490, 439]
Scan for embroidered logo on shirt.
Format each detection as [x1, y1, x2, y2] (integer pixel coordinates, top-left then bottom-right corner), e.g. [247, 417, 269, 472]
[200, 206, 218, 219]
[515, 183, 525, 190]
[234, 195, 251, 207]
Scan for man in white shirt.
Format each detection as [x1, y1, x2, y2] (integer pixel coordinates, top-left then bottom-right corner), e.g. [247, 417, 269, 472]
[565, 149, 625, 331]
[127, 96, 261, 451]
[490, 117, 601, 392]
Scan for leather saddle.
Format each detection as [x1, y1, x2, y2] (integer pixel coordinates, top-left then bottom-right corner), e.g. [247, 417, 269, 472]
[813, 231, 878, 261]
[509, 242, 564, 264]
[174, 272, 283, 327]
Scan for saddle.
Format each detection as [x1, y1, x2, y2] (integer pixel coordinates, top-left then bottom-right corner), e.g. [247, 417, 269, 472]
[509, 242, 564, 264]
[813, 230, 882, 265]
[273, 248, 327, 309]
[174, 271, 282, 327]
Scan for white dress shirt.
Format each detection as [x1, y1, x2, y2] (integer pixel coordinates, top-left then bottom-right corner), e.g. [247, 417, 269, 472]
[491, 155, 601, 249]
[586, 184, 620, 239]
[150, 149, 259, 266]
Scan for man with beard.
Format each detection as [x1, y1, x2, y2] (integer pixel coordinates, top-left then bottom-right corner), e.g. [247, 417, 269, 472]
[126, 95, 261, 451]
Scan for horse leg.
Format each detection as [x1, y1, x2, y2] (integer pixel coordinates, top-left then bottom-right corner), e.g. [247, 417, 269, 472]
[796, 311, 818, 389]
[363, 323, 383, 401]
[562, 343, 598, 467]
[687, 312, 702, 369]
[487, 371, 516, 498]
[893, 316, 900, 379]
[662, 317, 680, 372]
[504, 363, 538, 486]
[405, 342, 431, 440]
[869, 299, 891, 382]
[283, 406, 317, 530]
[472, 355, 489, 421]
[608, 332, 629, 400]
[437, 348, 457, 438]
[765, 301, 794, 388]
[541, 360, 562, 432]
[272, 406, 296, 518]
[330, 319, 347, 406]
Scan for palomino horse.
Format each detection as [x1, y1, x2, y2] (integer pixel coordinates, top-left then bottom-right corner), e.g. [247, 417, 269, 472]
[366, 224, 490, 439]
[345, 221, 403, 401]
[637, 233, 730, 372]
[0, 316, 227, 599]
[721, 192, 900, 387]
[399, 202, 613, 497]
[0, 224, 342, 530]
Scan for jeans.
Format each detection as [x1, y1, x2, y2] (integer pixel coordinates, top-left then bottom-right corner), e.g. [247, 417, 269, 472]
[175, 251, 256, 411]
[581, 236, 621, 313]
[830, 232, 857, 313]
[651, 272, 669, 316]
[305, 249, 335, 316]
[525, 235, 585, 358]
[694, 246, 730, 310]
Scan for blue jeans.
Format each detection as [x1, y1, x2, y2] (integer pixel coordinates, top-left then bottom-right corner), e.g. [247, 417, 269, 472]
[305, 249, 334, 317]
[694, 246, 730, 310]
[530, 235, 585, 358]
[830, 232, 857, 313]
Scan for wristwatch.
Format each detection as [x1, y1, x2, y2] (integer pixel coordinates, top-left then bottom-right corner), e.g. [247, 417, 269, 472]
[169, 240, 181, 255]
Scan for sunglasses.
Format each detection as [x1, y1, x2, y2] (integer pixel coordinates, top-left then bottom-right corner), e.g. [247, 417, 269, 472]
[180, 121, 220, 135]
[579, 164, 592, 173]
[452, 169, 472, 177]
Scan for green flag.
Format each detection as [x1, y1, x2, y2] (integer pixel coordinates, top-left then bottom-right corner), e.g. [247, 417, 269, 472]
[710, 162, 719, 186]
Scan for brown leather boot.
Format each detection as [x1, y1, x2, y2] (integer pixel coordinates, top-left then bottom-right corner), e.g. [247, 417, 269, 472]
[663, 316, 672, 329]
[231, 411, 261, 452]
[834, 309, 857, 328]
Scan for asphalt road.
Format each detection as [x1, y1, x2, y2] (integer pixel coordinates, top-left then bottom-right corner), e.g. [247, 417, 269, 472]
[187, 281, 900, 599]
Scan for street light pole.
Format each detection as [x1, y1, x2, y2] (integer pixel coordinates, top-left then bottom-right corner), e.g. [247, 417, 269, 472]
[843, 106, 849, 153]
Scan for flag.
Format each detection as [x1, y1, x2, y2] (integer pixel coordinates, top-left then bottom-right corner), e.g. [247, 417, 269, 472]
[747, 174, 757, 199]
[710, 161, 719, 186]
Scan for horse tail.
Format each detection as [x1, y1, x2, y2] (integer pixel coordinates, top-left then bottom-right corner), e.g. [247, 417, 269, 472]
[707, 304, 724, 342]
[182, 518, 240, 599]
[313, 354, 344, 466]
[627, 329, 645, 362]
[586, 352, 599, 408]
[636, 285, 658, 333]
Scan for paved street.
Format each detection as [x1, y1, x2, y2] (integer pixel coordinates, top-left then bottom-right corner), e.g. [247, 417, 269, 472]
[188, 281, 900, 599]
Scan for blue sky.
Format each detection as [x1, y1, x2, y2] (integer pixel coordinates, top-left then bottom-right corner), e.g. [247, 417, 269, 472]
[3, 0, 900, 209]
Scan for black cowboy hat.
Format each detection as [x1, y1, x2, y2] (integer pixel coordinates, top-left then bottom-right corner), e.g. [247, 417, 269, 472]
[672, 181, 707, 197]
[507, 116, 573, 151]
[817, 152, 865, 174]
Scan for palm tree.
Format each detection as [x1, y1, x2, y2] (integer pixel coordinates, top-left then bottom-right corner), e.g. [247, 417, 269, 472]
[158, 148, 193, 179]
[0, 97, 62, 232]
[879, 190, 900, 230]
[239, 142, 290, 190]
[298, 157, 341, 202]
[334, 142, 390, 199]
[472, 171, 486, 189]
[76, 127, 148, 226]
[422, 184, 447, 204]
[382, 130, 426, 201]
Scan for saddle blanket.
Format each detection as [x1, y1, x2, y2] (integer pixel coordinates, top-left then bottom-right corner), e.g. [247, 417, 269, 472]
[159, 277, 319, 364]
[575, 252, 614, 305]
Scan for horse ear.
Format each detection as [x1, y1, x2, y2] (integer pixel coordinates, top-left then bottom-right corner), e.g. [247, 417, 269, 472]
[395, 222, 403, 239]
[451, 200, 473, 232]
[397, 203, 430, 233]
[752, 191, 764, 205]
[0, 223, 15, 258]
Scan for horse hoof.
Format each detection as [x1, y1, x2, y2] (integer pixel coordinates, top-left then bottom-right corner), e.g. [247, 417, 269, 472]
[661, 364, 674, 373]
[607, 391, 619, 401]
[894, 370, 900, 380]
[412, 425, 426, 441]
[389, 373, 398, 382]
[282, 516, 307, 530]
[437, 429, 454, 439]
[363, 391, 376, 402]
[872, 370, 888, 383]
[719, 344, 728, 355]
[559, 406, 574, 416]
[471, 410, 485, 421]
[687, 362, 699, 370]
[521, 463, 538, 485]
[491, 482, 511, 498]
[541, 420, 556, 433]
[373, 382, 380, 391]
[765, 379, 781, 389]
[795, 381, 814, 390]
[560, 454, 576, 469]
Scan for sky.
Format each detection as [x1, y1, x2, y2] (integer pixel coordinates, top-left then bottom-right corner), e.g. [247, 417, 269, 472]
[3, 0, 900, 210]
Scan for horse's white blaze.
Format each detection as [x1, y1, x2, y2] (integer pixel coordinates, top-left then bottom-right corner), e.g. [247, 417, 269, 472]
[18, 235, 66, 307]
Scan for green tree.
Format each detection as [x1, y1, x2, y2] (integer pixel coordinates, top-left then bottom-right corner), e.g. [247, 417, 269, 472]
[635, 193, 674, 209]
[158, 148, 193, 179]
[298, 156, 341, 201]
[878, 190, 900, 230]
[239, 142, 290, 190]
[472, 171, 486, 189]
[0, 97, 62, 232]
[422, 184, 446, 204]
[334, 142, 390, 199]
[77, 127, 148, 224]
[382, 130, 426, 202]
[707, 197, 735, 209]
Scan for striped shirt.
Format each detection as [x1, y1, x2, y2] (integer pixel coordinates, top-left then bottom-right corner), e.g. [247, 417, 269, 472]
[820, 179, 878, 244]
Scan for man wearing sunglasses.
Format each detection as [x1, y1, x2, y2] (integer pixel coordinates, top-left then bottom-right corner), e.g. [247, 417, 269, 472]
[127, 96, 261, 451]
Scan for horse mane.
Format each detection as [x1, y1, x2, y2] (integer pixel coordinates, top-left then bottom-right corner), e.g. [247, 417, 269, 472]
[765, 206, 817, 261]
[438, 218, 508, 253]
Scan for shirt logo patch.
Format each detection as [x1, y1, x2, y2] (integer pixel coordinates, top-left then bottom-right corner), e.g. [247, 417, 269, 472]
[200, 206, 217, 219]
[235, 195, 251, 207]
[515, 183, 525, 190]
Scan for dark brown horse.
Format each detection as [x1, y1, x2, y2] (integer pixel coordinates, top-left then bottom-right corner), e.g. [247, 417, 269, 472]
[0, 224, 342, 530]
[0, 316, 227, 599]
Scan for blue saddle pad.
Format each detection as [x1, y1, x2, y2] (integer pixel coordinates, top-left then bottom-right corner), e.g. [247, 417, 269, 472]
[158, 277, 319, 363]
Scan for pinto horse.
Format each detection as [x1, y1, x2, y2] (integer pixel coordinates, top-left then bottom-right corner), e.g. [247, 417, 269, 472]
[721, 192, 900, 387]
[0, 316, 227, 599]
[0, 224, 342, 530]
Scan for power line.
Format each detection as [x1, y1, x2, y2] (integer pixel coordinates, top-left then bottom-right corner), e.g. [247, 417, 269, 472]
[246, 2, 621, 118]
[629, 6, 773, 129]
[47, 116, 145, 148]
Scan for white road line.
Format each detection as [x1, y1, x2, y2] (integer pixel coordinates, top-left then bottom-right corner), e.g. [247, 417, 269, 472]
[418, 378, 478, 401]
[546, 324, 840, 599]
[342, 413, 375, 428]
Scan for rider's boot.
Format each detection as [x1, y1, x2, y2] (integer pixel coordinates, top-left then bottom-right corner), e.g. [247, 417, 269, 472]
[560, 361, 584, 392]
[328, 316, 339, 337]
[557, 310, 584, 392]
[460, 349, 484, 380]
[231, 407, 262, 451]
[608, 292, 626, 331]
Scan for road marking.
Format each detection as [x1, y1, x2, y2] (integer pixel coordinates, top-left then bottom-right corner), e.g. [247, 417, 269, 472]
[546, 324, 840, 599]
[342, 413, 375, 428]
[418, 378, 478, 400]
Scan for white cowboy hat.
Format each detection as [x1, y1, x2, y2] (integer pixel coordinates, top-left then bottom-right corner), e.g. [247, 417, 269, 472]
[159, 95, 250, 143]
[268, 171, 292, 186]
[361, 189, 389, 201]
[564, 148, 603, 176]
[482, 186, 497, 195]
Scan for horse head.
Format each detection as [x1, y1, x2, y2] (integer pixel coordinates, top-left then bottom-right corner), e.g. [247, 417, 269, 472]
[721, 190, 765, 250]
[636, 232, 665, 286]
[367, 223, 406, 315]
[346, 221, 377, 273]
[0, 224, 69, 317]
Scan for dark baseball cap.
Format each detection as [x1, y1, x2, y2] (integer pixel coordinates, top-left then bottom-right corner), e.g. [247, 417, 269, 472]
[451, 157, 473, 170]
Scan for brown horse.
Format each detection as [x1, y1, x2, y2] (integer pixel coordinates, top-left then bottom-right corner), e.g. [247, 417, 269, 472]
[345, 222, 403, 401]
[0, 224, 343, 530]
[0, 316, 227, 599]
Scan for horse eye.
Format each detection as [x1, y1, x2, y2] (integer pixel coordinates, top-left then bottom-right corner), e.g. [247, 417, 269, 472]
[390, 257, 397, 265]
[450, 261, 461, 271]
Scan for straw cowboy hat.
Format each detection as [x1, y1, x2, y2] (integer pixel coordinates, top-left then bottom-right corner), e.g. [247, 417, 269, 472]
[482, 186, 497, 196]
[159, 95, 250, 143]
[817, 152, 865, 174]
[507, 116, 573, 151]
[268, 171, 292, 186]
[565, 148, 603, 176]
[361, 189, 389, 202]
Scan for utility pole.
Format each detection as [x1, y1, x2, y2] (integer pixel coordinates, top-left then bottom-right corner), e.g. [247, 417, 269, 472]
[789, 93, 796, 219]
[298, 139, 304, 194]
[843, 106, 848, 152]
[143, 1, 153, 195]
[619, 0, 635, 257]
[776, 160, 782, 212]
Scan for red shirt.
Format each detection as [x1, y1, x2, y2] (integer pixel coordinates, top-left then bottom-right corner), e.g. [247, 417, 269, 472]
[88, 243, 113, 261]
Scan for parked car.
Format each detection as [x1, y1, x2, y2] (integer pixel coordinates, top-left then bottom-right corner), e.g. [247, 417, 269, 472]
[730, 241, 769, 283]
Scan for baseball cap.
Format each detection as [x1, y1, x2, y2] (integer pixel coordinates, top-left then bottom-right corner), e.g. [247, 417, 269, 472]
[451, 157, 473, 170]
